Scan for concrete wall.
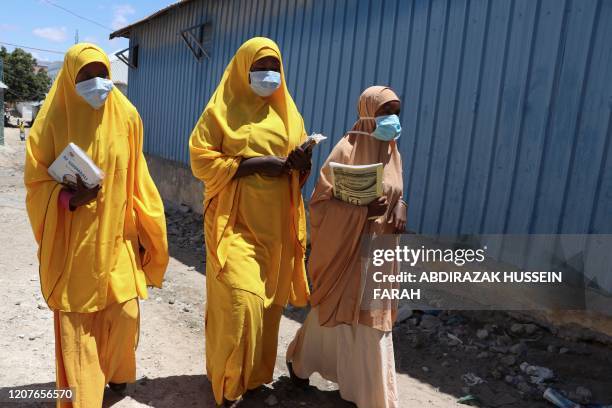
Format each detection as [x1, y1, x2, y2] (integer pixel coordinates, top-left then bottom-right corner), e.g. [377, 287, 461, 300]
[145, 153, 204, 214]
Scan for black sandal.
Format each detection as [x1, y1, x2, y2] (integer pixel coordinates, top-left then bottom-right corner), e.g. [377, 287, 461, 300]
[286, 361, 309, 388]
[108, 382, 127, 394]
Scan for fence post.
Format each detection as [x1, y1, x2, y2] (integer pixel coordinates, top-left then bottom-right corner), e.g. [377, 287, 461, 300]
[0, 56, 4, 146]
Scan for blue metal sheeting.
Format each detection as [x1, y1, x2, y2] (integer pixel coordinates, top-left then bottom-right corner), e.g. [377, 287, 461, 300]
[125, 0, 612, 234]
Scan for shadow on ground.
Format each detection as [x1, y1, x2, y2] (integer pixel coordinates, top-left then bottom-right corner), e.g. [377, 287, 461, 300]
[0, 376, 355, 408]
[163, 208, 612, 407]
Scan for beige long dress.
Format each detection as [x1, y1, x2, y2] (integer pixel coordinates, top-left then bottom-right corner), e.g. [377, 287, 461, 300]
[287, 86, 404, 408]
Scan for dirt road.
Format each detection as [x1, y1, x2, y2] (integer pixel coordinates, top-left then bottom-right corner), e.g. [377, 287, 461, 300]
[0, 128, 461, 407]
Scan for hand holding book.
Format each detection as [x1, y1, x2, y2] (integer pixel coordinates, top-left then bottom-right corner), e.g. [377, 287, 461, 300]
[286, 146, 311, 172]
[62, 174, 100, 211]
[367, 196, 388, 218]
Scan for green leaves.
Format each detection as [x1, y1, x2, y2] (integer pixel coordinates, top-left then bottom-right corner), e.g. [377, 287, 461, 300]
[1, 46, 52, 102]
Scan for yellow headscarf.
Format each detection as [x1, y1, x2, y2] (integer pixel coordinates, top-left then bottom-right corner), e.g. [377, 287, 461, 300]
[190, 37, 309, 306]
[24, 43, 168, 312]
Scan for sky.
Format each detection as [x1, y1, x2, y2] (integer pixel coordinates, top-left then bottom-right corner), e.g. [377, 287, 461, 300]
[0, 0, 173, 63]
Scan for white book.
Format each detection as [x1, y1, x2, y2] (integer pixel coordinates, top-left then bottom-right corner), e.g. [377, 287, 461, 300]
[300, 133, 328, 150]
[48, 143, 105, 188]
[329, 161, 383, 206]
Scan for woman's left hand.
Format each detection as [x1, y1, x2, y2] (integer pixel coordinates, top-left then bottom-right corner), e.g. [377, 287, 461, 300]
[391, 200, 407, 233]
[286, 146, 312, 171]
[64, 174, 100, 211]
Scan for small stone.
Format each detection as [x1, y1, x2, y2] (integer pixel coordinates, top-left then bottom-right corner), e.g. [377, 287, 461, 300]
[422, 366, 430, 372]
[37, 303, 46, 310]
[461, 372, 484, 386]
[490, 345, 509, 354]
[500, 355, 516, 366]
[411, 333, 426, 349]
[519, 362, 554, 383]
[510, 342, 527, 355]
[559, 347, 569, 354]
[155, 297, 162, 302]
[517, 382, 532, 394]
[476, 329, 489, 340]
[510, 323, 524, 334]
[575, 386, 592, 403]
[419, 314, 441, 330]
[183, 306, 191, 313]
[477, 351, 489, 359]
[28, 335, 37, 341]
[14, 301, 21, 306]
[265, 395, 279, 406]
[441, 361, 450, 368]
[547, 345, 558, 353]
[496, 334, 513, 346]
[168, 299, 175, 305]
[524, 324, 537, 335]
[504, 375, 515, 384]
[18, 334, 25, 339]
[178, 204, 190, 213]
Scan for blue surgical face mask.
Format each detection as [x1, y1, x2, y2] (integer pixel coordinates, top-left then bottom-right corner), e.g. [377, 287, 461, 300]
[372, 114, 402, 141]
[249, 70, 281, 97]
[75, 77, 114, 109]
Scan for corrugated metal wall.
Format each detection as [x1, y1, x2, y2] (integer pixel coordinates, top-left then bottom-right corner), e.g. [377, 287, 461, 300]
[127, 0, 612, 235]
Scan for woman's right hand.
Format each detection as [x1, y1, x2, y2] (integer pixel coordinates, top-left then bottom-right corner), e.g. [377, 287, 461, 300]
[259, 156, 291, 177]
[234, 156, 290, 179]
[367, 196, 389, 218]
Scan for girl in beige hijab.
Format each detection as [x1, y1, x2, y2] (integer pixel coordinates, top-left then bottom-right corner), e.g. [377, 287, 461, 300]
[286, 86, 406, 408]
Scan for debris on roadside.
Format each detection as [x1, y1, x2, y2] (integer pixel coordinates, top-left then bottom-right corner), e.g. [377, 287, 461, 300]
[393, 308, 611, 407]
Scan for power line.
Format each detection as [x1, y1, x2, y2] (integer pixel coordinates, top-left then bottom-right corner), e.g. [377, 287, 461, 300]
[0, 42, 65, 55]
[40, 0, 113, 31]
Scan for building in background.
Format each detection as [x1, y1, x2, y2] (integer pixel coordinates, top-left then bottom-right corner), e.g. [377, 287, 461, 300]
[109, 54, 128, 95]
[40, 61, 63, 83]
[40, 56, 128, 95]
[110, 0, 612, 237]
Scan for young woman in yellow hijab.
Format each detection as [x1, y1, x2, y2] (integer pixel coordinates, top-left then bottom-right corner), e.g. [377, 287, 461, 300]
[24, 43, 169, 407]
[189, 37, 311, 405]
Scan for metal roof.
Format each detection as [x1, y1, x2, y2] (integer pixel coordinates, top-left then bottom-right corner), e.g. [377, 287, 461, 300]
[109, 0, 195, 39]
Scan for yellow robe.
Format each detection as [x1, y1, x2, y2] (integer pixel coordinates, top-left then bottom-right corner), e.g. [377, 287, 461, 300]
[24, 43, 168, 407]
[189, 37, 309, 404]
[25, 43, 168, 312]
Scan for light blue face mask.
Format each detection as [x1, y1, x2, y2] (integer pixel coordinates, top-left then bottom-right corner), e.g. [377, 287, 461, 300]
[249, 70, 281, 97]
[372, 114, 402, 141]
[75, 77, 114, 109]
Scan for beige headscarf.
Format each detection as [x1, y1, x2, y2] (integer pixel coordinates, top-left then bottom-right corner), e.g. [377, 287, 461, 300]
[308, 86, 404, 331]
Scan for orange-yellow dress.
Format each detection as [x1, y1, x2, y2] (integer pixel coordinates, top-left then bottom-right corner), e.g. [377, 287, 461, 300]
[189, 37, 309, 404]
[24, 43, 168, 408]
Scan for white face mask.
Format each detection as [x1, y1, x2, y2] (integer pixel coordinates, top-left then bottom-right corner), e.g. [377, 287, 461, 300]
[75, 77, 114, 109]
[249, 70, 281, 97]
